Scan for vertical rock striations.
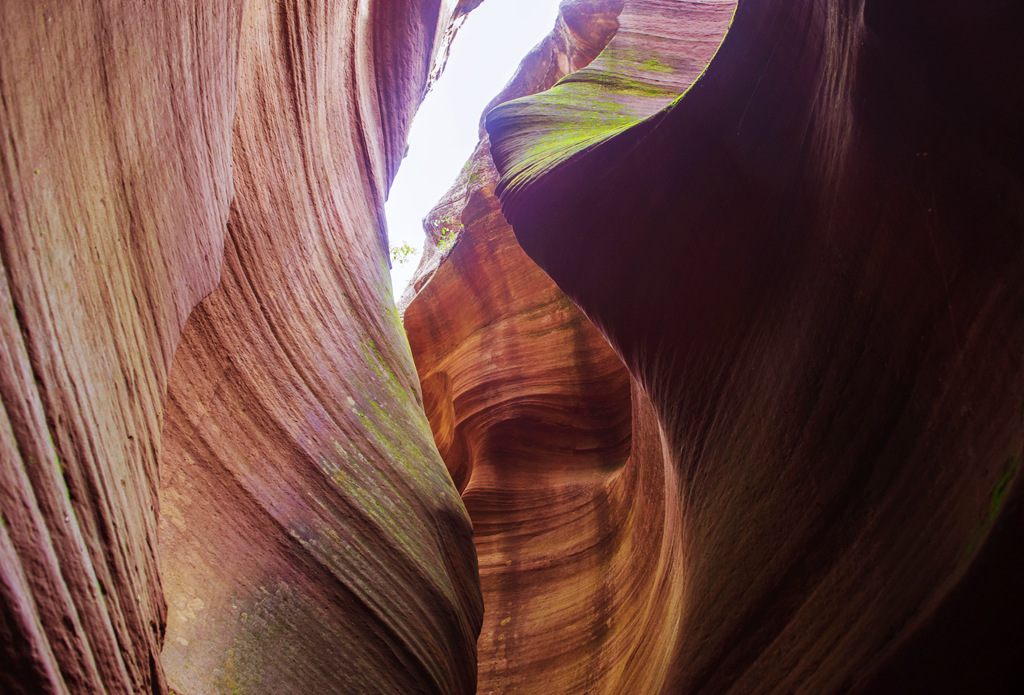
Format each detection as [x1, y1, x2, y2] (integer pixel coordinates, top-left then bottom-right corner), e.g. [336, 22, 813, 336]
[2, 1, 482, 693]
[489, 0, 1024, 692]
[1, 3, 243, 692]
[158, 2, 482, 694]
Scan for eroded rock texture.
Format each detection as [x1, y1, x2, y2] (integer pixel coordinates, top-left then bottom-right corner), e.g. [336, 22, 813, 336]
[406, 2, 734, 692]
[404, 141, 653, 693]
[486, 0, 1024, 692]
[2, 1, 481, 694]
[1, 3, 243, 692]
[157, 2, 482, 694]
[5, 0, 1023, 691]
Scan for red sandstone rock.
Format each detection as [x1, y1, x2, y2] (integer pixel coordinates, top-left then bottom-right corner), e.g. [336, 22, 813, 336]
[158, 2, 482, 693]
[488, 0, 1024, 692]
[5, 0, 1023, 692]
[405, 148, 688, 689]
[2, 1, 481, 693]
[405, 2, 737, 691]
[1, 3, 243, 692]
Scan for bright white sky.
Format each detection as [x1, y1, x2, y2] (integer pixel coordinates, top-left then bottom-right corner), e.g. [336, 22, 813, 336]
[386, 0, 563, 296]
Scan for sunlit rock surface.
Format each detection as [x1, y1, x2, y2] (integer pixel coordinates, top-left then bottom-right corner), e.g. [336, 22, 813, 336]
[2, 1, 481, 693]
[488, 0, 1024, 692]
[405, 2, 734, 692]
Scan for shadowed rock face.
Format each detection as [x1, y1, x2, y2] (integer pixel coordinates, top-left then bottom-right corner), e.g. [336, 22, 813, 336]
[2, 1, 481, 693]
[487, 0, 1024, 692]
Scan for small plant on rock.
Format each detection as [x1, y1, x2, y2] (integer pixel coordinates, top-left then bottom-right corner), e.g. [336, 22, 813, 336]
[436, 215, 460, 254]
[437, 226, 457, 254]
[390, 242, 417, 265]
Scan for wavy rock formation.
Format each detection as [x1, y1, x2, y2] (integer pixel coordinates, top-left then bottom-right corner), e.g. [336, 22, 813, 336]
[157, 1, 482, 693]
[5, 0, 1023, 692]
[2, 1, 481, 693]
[488, 0, 1024, 692]
[405, 2, 734, 692]
[405, 143, 649, 693]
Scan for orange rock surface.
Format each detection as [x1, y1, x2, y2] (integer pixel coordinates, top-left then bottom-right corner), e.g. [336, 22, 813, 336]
[405, 144, 687, 691]
[406, 2, 738, 692]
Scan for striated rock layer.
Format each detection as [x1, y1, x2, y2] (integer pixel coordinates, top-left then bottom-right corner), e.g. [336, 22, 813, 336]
[2, 1, 481, 693]
[406, 1, 734, 692]
[1, 3, 243, 692]
[157, 1, 482, 693]
[488, 0, 1024, 692]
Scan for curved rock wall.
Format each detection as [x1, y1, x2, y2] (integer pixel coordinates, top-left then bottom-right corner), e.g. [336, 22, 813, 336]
[2, 1, 482, 693]
[4, 0, 1022, 692]
[489, 0, 1024, 692]
[405, 2, 734, 692]
[404, 145, 656, 692]
[157, 1, 482, 693]
[1, 3, 243, 692]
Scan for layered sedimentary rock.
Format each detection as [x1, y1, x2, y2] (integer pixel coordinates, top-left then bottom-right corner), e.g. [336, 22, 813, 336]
[405, 142, 655, 693]
[405, 2, 735, 692]
[2, 1, 481, 693]
[0, 4, 243, 692]
[487, 0, 1024, 692]
[158, 2, 482, 693]
[5, 0, 1023, 692]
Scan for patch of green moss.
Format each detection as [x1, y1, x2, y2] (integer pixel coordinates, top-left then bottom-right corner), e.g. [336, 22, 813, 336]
[571, 70, 676, 98]
[314, 436, 437, 571]
[640, 57, 675, 73]
[490, 57, 684, 199]
[966, 456, 1020, 556]
[437, 226, 457, 254]
[986, 457, 1018, 524]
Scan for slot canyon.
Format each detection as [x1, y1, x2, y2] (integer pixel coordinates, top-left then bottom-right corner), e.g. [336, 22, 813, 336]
[1, 0, 1022, 693]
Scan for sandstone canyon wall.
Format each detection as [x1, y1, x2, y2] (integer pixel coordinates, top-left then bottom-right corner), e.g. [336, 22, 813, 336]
[2, 1, 481, 693]
[404, 1, 739, 692]
[485, 0, 1024, 692]
[156, 1, 483, 693]
[3, 0, 1024, 693]
[1, 3, 243, 691]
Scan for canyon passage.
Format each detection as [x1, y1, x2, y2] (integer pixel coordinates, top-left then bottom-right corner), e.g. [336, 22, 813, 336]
[1, 1, 1023, 693]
